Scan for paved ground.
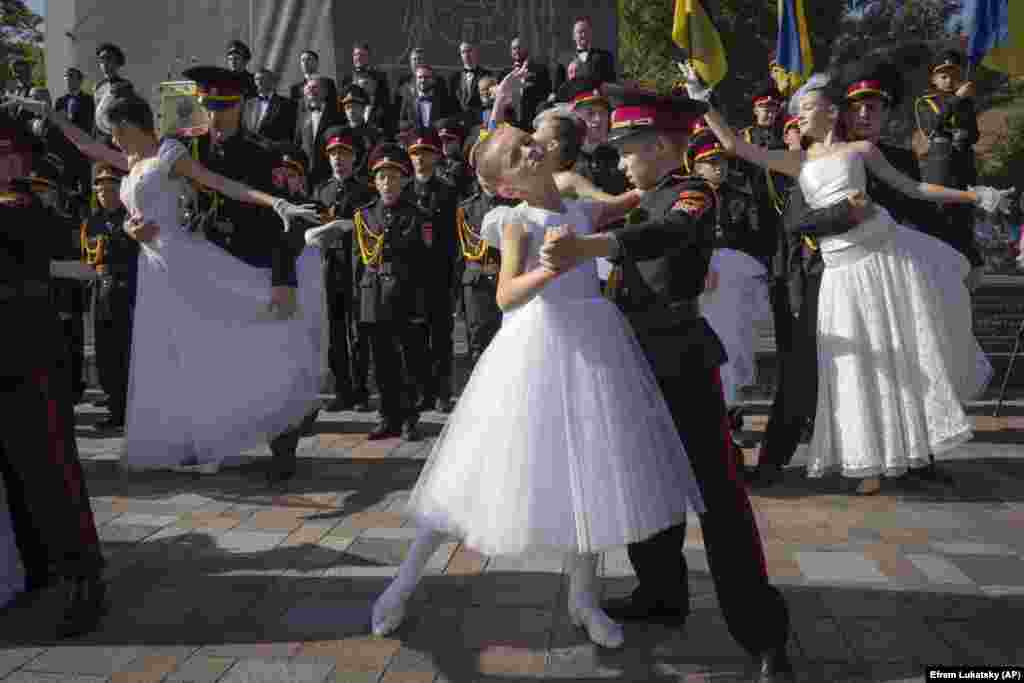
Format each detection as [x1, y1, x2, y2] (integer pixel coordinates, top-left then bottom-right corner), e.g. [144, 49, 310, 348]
[1, 395, 1023, 682]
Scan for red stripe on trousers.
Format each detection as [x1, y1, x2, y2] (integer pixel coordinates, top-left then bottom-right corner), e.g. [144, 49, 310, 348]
[711, 367, 769, 579]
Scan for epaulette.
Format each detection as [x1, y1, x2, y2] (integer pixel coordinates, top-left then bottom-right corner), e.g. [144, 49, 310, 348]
[670, 175, 716, 218]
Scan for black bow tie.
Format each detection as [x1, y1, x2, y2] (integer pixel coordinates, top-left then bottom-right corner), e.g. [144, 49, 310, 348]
[577, 49, 589, 54]
[309, 105, 322, 112]
[464, 68, 476, 73]
[354, 67, 367, 74]
[418, 95, 432, 102]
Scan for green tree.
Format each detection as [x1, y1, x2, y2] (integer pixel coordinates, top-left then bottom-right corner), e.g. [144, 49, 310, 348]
[1, 0, 44, 85]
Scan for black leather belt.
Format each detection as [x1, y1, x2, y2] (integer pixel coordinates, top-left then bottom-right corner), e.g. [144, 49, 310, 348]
[0, 281, 50, 301]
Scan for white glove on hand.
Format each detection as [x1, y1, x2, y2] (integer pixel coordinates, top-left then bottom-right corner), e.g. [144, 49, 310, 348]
[677, 61, 712, 103]
[304, 219, 354, 247]
[272, 198, 321, 232]
[971, 186, 1016, 214]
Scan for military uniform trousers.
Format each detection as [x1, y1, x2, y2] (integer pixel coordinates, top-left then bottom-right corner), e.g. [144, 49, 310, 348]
[0, 363, 105, 586]
[361, 320, 427, 425]
[760, 273, 822, 470]
[92, 277, 134, 422]
[51, 279, 87, 399]
[462, 272, 501, 361]
[626, 358, 789, 657]
[424, 278, 456, 404]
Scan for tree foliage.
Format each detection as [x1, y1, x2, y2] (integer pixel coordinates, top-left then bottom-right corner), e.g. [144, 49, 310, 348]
[1, 0, 44, 85]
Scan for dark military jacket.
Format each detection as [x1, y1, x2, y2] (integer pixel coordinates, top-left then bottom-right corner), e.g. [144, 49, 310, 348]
[184, 130, 300, 287]
[352, 197, 432, 323]
[409, 174, 459, 280]
[315, 174, 376, 295]
[83, 205, 138, 316]
[914, 89, 979, 188]
[711, 182, 772, 267]
[868, 142, 936, 231]
[0, 199, 72, 379]
[607, 173, 726, 377]
[573, 144, 629, 197]
[456, 190, 515, 288]
[738, 123, 788, 266]
[438, 158, 475, 200]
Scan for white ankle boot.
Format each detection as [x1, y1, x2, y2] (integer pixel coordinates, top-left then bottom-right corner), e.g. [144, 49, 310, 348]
[567, 553, 624, 649]
[371, 528, 445, 636]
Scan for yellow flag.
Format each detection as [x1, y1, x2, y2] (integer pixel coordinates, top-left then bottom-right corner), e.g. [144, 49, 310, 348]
[672, 0, 728, 89]
[983, 1, 1024, 76]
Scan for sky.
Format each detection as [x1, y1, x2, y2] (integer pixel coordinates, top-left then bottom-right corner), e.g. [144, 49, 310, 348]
[27, 0, 44, 15]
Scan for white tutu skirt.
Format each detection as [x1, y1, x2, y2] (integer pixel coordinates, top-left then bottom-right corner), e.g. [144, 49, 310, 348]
[0, 475, 25, 609]
[122, 232, 324, 470]
[406, 295, 705, 556]
[807, 208, 990, 479]
[700, 249, 771, 405]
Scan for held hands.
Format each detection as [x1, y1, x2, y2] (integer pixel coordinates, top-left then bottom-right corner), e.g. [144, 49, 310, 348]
[971, 186, 1017, 214]
[704, 269, 719, 293]
[496, 63, 529, 104]
[268, 286, 298, 320]
[846, 191, 876, 223]
[272, 198, 322, 232]
[304, 219, 353, 247]
[123, 212, 160, 243]
[539, 224, 581, 273]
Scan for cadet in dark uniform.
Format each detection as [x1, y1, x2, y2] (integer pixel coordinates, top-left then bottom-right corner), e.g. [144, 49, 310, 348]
[314, 127, 375, 411]
[225, 40, 258, 100]
[435, 117, 474, 199]
[82, 161, 137, 430]
[92, 44, 132, 146]
[354, 144, 432, 439]
[456, 182, 513, 364]
[0, 114, 107, 637]
[539, 92, 795, 682]
[557, 78, 629, 196]
[406, 127, 459, 413]
[339, 84, 382, 178]
[180, 66, 317, 482]
[914, 50, 983, 269]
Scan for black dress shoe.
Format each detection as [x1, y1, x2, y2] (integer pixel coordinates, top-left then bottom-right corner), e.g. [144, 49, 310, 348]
[756, 647, 795, 683]
[601, 594, 688, 625]
[435, 397, 454, 413]
[368, 421, 402, 440]
[749, 463, 784, 489]
[907, 462, 955, 485]
[57, 576, 108, 639]
[416, 395, 437, 413]
[401, 420, 421, 442]
[96, 417, 125, 432]
[324, 396, 354, 412]
[352, 395, 371, 412]
[265, 461, 297, 484]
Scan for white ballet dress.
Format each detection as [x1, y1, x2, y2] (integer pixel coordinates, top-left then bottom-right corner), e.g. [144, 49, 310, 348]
[121, 139, 324, 471]
[406, 200, 705, 556]
[699, 248, 771, 405]
[801, 153, 992, 479]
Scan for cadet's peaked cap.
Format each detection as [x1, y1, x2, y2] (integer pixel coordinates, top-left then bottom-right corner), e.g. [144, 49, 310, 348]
[407, 127, 442, 154]
[183, 66, 247, 110]
[96, 43, 126, 66]
[783, 114, 800, 133]
[840, 57, 903, 109]
[687, 130, 725, 165]
[435, 117, 465, 141]
[556, 76, 609, 109]
[752, 84, 783, 107]
[931, 49, 964, 74]
[605, 86, 709, 146]
[323, 125, 356, 154]
[92, 161, 124, 184]
[226, 40, 252, 61]
[368, 143, 411, 176]
[13, 152, 62, 191]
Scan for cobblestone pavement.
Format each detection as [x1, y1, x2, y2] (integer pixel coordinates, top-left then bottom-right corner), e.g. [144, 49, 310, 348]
[0, 396, 1022, 682]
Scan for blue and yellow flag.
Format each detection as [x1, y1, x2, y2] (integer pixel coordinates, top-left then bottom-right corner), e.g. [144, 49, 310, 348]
[969, 0, 1024, 76]
[773, 0, 814, 96]
[672, 0, 728, 89]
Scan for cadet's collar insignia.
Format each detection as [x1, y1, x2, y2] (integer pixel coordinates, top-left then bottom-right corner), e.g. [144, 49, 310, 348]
[672, 189, 711, 218]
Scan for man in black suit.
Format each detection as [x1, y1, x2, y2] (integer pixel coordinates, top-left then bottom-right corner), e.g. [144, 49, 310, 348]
[395, 49, 450, 131]
[447, 41, 491, 118]
[225, 40, 258, 99]
[505, 37, 551, 131]
[294, 77, 345, 189]
[244, 68, 298, 144]
[553, 16, 616, 94]
[93, 44, 131, 145]
[399, 64, 455, 130]
[340, 42, 392, 134]
[288, 50, 338, 108]
[54, 68, 94, 200]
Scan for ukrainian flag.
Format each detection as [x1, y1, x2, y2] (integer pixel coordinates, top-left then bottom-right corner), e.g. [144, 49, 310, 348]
[773, 0, 814, 96]
[672, 0, 728, 89]
[969, 0, 1024, 76]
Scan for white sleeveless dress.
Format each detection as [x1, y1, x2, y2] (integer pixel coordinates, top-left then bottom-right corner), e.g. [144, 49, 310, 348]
[801, 153, 991, 479]
[120, 139, 324, 471]
[406, 200, 705, 556]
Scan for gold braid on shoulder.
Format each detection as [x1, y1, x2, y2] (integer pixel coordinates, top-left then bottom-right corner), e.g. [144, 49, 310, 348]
[354, 209, 385, 266]
[81, 219, 107, 271]
[457, 206, 489, 261]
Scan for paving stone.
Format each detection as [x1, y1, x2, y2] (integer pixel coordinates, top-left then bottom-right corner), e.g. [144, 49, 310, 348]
[484, 551, 565, 574]
[929, 541, 1017, 555]
[790, 617, 854, 662]
[543, 645, 634, 678]
[384, 646, 437, 674]
[295, 637, 400, 672]
[839, 617, 954, 664]
[474, 646, 546, 676]
[905, 554, 976, 585]
[322, 564, 399, 578]
[218, 658, 335, 683]
[24, 646, 142, 675]
[0, 648, 44, 678]
[359, 526, 420, 540]
[467, 573, 562, 608]
[944, 554, 1024, 586]
[216, 530, 289, 553]
[99, 524, 162, 543]
[2, 674, 109, 683]
[279, 598, 371, 639]
[980, 584, 1024, 596]
[114, 513, 182, 527]
[460, 607, 553, 649]
[794, 552, 887, 584]
[932, 619, 1021, 665]
[195, 642, 304, 659]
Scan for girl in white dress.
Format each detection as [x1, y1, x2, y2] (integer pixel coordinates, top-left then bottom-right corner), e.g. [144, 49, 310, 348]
[24, 90, 324, 473]
[368, 124, 705, 649]
[702, 74, 1013, 494]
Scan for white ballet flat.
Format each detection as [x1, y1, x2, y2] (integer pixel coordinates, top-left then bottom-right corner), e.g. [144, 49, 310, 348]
[370, 583, 409, 637]
[569, 604, 625, 649]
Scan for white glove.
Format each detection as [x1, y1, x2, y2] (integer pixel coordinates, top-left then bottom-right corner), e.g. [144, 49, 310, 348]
[304, 219, 354, 247]
[272, 199, 321, 231]
[677, 61, 712, 102]
[971, 186, 1016, 214]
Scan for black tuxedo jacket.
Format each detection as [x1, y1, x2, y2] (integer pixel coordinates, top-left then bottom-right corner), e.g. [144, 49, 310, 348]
[554, 48, 616, 92]
[447, 66, 492, 114]
[503, 61, 551, 131]
[289, 77, 338, 111]
[54, 92, 95, 133]
[246, 94, 298, 144]
[294, 105, 345, 188]
[340, 68, 392, 130]
[394, 74, 450, 127]
[398, 91, 457, 129]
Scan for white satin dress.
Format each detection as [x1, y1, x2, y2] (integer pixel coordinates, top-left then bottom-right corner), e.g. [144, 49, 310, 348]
[120, 139, 324, 471]
[801, 153, 992, 479]
[406, 200, 705, 556]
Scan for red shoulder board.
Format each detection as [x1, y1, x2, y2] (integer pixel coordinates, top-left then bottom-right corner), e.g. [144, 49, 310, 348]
[671, 189, 712, 218]
[421, 222, 434, 247]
